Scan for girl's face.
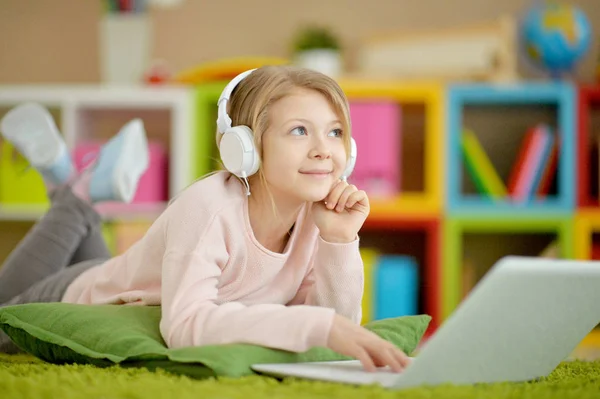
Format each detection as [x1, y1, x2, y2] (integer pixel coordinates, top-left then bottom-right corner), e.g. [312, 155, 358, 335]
[260, 88, 347, 204]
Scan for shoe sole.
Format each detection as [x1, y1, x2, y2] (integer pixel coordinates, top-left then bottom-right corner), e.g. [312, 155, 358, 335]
[0, 102, 65, 168]
[111, 119, 150, 203]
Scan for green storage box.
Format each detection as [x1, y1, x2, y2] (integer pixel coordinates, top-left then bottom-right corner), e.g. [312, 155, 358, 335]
[0, 142, 49, 206]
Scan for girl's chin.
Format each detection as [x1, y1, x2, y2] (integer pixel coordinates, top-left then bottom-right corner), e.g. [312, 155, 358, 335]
[297, 189, 330, 203]
[299, 180, 336, 202]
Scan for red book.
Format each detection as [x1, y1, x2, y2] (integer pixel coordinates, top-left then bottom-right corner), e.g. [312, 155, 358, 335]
[537, 139, 559, 196]
[507, 126, 538, 195]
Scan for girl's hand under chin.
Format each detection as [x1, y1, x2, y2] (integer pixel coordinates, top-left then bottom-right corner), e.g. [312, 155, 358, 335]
[312, 180, 370, 243]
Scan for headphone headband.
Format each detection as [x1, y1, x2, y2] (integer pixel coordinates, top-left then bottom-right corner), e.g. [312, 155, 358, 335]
[216, 68, 257, 134]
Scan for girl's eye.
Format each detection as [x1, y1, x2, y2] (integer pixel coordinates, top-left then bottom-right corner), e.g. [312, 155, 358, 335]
[328, 128, 343, 137]
[291, 126, 307, 136]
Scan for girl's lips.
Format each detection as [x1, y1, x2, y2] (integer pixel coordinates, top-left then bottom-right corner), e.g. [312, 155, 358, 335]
[299, 170, 332, 179]
[299, 169, 332, 174]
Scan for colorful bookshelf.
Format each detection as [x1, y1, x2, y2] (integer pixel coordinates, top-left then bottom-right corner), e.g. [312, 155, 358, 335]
[339, 79, 444, 217]
[576, 85, 600, 209]
[362, 216, 441, 332]
[0, 85, 195, 217]
[442, 215, 574, 319]
[447, 82, 576, 215]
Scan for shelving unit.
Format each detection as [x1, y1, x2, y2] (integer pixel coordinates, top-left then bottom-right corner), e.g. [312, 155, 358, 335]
[0, 80, 599, 335]
[339, 79, 444, 217]
[361, 217, 441, 332]
[0, 85, 196, 208]
[446, 82, 576, 215]
[441, 81, 584, 325]
[336, 79, 444, 329]
[577, 85, 600, 210]
[443, 215, 574, 318]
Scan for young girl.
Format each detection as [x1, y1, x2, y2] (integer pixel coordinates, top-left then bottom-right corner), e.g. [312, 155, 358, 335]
[0, 66, 410, 372]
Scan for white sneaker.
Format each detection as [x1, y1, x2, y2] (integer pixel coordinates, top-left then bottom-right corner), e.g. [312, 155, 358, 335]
[88, 118, 150, 203]
[0, 102, 74, 185]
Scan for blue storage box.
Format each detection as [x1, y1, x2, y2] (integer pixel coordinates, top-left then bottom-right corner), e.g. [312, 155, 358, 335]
[374, 255, 419, 319]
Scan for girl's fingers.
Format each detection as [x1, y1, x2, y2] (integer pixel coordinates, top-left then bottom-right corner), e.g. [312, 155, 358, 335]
[344, 190, 368, 209]
[379, 348, 404, 373]
[362, 340, 404, 373]
[325, 180, 348, 209]
[384, 342, 411, 369]
[396, 349, 411, 368]
[336, 185, 357, 212]
[352, 345, 377, 372]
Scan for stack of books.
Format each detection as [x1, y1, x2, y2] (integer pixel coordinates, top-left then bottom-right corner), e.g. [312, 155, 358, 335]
[461, 124, 559, 202]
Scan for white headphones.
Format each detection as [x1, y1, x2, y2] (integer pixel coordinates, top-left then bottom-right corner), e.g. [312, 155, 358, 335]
[216, 69, 357, 193]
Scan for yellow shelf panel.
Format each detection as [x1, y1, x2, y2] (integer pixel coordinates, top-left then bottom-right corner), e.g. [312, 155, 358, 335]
[574, 209, 600, 259]
[338, 79, 444, 102]
[577, 208, 600, 224]
[338, 80, 445, 222]
[368, 193, 440, 220]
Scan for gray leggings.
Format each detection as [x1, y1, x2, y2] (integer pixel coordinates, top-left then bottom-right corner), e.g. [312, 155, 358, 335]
[0, 186, 110, 353]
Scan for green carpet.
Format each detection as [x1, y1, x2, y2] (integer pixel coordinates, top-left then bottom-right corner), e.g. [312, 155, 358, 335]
[1, 353, 600, 399]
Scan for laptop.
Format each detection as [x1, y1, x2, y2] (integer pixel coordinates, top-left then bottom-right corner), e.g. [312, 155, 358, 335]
[251, 256, 600, 389]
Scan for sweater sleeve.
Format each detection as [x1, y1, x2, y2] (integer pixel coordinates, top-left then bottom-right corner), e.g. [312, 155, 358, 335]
[159, 205, 336, 353]
[287, 235, 364, 324]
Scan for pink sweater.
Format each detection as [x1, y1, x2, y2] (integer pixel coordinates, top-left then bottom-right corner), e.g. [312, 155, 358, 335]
[62, 171, 364, 353]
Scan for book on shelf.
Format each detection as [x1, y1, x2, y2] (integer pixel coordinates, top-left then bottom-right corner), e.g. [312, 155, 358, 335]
[506, 124, 557, 203]
[359, 248, 421, 323]
[461, 128, 507, 198]
[536, 136, 558, 197]
[529, 125, 557, 200]
[539, 240, 560, 259]
[374, 255, 419, 320]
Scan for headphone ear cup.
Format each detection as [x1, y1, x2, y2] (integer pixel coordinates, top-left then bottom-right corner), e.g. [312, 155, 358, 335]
[341, 137, 357, 180]
[219, 125, 260, 178]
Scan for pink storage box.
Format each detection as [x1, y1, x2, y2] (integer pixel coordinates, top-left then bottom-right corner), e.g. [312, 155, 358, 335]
[349, 101, 401, 197]
[73, 140, 169, 203]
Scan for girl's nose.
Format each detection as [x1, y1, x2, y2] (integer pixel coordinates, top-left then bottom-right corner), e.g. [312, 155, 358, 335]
[309, 138, 332, 159]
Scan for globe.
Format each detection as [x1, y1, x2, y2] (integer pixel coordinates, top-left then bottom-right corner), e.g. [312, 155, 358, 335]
[521, 1, 592, 77]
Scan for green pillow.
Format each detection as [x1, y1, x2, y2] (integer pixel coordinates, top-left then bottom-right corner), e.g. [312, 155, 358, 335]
[0, 303, 431, 379]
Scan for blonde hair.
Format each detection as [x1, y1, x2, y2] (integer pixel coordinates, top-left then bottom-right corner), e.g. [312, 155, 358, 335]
[215, 65, 352, 205]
